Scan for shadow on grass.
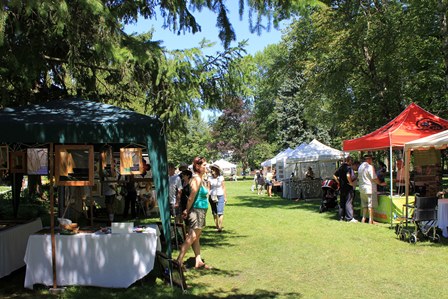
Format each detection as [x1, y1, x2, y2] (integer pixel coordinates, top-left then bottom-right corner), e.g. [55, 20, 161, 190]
[0, 266, 303, 299]
[180, 263, 303, 298]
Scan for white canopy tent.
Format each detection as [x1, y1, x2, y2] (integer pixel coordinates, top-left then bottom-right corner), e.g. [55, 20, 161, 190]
[286, 139, 346, 179]
[213, 159, 237, 176]
[274, 148, 293, 181]
[276, 144, 307, 180]
[403, 129, 448, 199]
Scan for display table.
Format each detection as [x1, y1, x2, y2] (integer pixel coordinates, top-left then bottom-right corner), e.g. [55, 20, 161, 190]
[437, 199, 448, 238]
[0, 218, 43, 278]
[374, 195, 414, 223]
[282, 178, 322, 200]
[24, 225, 159, 289]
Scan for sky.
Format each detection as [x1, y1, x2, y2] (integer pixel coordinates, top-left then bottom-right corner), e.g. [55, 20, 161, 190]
[124, 3, 290, 120]
[124, 3, 289, 55]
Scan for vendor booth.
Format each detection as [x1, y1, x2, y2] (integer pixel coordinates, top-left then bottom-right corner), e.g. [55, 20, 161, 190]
[404, 129, 448, 236]
[344, 103, 448, 224]
[0, 99, 170, 289]
[283, 140, 346, 200]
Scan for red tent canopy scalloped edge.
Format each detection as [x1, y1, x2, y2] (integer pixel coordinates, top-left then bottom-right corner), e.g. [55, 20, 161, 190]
[343, 103, 448, 151]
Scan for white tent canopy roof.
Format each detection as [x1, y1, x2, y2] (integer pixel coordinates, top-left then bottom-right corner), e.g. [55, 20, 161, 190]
[309, 139, 347, 161]
[213, 159, 237, 169]
[285, 143, 308, 161]
[404, 129, 448, 151]
[286, 139, 346, 163]
[261, 147, 293, 167]
[274, 147, 293, 162]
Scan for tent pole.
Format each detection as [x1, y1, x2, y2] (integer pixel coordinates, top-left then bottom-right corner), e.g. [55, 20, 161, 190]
[90, 188, 93, 227]
[49, 143, 57, 289]
[389, 146, 393, 228]
[404, 148, 411, 227]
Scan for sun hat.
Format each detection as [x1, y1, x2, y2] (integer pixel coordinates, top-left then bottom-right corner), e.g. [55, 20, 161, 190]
[209, 163, 222, 175]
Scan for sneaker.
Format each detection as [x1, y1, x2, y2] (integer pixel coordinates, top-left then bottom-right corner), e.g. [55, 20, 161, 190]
[349, 218, 358, 223]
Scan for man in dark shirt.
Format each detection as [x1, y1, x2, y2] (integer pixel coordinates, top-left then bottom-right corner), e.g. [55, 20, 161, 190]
[333, 156, 358, 222]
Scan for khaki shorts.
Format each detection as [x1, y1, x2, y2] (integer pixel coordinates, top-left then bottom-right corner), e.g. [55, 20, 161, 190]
[188, 208, 207, 230]
[360, 192, 378, 209]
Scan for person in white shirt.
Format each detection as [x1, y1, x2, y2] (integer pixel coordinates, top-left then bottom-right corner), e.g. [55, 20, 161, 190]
[169, 162, 183, 222]
[102, 175, 117, 224]
[357, 154, 387, 224]
[208, 164, 227, 232]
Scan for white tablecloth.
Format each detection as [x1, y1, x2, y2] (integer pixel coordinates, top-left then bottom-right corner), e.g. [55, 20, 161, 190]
[438, 199, 448, 238]
[24, 226, 159, 289]
[0, 218, 43, 278]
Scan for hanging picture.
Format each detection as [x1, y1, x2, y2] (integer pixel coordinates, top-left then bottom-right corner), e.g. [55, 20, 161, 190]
[10, 151, 26, 173]
[0, 146, 8, 170]
[120, 148, 143, 175]
[55, 145, 94, 186]
[27, 148, 49, 175]
[100, 146, 115, 177]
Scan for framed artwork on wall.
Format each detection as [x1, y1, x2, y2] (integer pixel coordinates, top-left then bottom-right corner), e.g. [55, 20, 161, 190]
[119, 148, 143, 175]
[0, 146, 8, 170]
[55, 145, 94, 186]
[10, 151, 26, 173]
[26, 148, 49, 175]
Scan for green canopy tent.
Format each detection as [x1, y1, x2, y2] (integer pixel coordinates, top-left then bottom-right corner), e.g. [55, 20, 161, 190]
[0, 98, 171, 288]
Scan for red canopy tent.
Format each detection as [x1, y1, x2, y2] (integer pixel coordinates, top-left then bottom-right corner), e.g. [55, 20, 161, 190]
[343, 103, 448, 225]
[343, 103, 448, 151]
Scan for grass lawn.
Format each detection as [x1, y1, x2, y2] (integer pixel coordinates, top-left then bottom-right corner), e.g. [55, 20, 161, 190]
[1, 180, 448, 298]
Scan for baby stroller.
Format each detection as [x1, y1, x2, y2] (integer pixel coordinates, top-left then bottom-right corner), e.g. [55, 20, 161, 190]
[395, 195, 440, 244]
[319, 179, 339, 213]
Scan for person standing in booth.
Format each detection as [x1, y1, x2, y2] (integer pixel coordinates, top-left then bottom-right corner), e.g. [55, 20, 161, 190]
[122, 175, 137, 219]
[394, 159, 405, 195]
[305, 167, 315, 179]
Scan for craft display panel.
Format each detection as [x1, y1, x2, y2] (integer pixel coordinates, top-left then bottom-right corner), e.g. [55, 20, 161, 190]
[10, 151, 26, 173]
[26, 148, 49, 175]
[55, 145, 94, 186]
[119, 148, 143, 175]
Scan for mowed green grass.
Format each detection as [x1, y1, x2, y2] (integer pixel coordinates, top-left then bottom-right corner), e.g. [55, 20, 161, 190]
[184, 180, 448, 298]
[1, 180, 447, 298]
